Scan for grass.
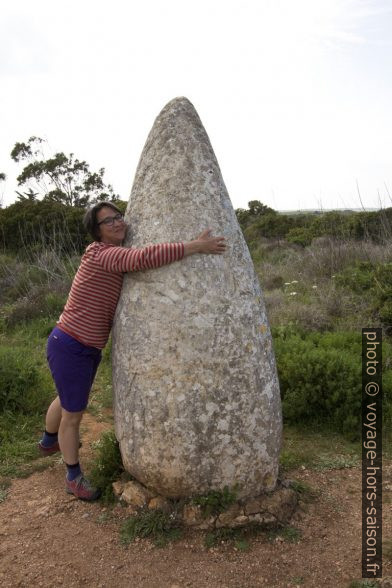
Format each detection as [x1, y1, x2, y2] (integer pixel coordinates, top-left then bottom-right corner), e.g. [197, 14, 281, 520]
[120, 509, 183, 547]
[289, 480, 320, 502]
[87, 429, 125, 504]
[205, 527, 244, 549]
[204, 524, 269, 550]
[0, 318, 57, 479]
[190, 485, 238, 519]
[267, 525, 302, 544]
[313, 454, 360, 471]
[256, 236, 392, 335]
[0, 411, 56, 479]
[280, 423, 362, 472]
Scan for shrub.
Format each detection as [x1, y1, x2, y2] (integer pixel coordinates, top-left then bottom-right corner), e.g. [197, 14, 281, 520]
[286, 227, 314, 247]
[0, 347, 52, 414]
[88, 430, 125, 503]
[334, 261, 375, 293]
[272, 330, 392, 441]
[335, 261, 392, 331]
[0, 199, 86, 253]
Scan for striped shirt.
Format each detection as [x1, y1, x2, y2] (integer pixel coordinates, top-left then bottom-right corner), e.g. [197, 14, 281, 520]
[58, 240, 185, 349]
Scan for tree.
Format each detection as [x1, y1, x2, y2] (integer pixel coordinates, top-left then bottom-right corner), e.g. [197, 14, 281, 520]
[247, 200, 275, 217]
[10, 136, 118, 207]
[235, 200, 276, 229]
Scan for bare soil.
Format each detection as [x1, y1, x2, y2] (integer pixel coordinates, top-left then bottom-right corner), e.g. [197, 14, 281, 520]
[0, 413, 391, 588]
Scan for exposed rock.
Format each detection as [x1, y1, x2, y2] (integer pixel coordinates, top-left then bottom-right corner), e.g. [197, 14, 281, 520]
[244, 487, 298, 524]
[215, 503, 242, 527]
[182, 504, 205, 527]
[230, 515, 250, 528]
[113, 96, 282, 499]
[120, 480, 156, 508]
[148, 496, 171, 512]
[112, 481, 124, 497]
[247, 512, 277, 526]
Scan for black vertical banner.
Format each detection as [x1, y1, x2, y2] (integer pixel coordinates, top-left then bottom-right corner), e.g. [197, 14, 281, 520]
[362, 328, 382, 579]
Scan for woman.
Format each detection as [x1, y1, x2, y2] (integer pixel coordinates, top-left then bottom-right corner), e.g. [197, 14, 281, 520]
[38, 201, 227, 501]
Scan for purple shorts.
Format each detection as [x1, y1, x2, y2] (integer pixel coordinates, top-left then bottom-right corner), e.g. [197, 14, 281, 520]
[46, 327, 102, 412]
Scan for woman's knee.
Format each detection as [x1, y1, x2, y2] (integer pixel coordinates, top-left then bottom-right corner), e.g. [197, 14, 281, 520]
[60, 408, 84, 427]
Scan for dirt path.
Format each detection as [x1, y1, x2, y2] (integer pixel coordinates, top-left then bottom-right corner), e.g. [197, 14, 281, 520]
[0, 414, 391, 588]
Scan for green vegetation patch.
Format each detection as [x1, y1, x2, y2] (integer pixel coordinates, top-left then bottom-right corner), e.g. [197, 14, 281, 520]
[267, 525, 302, 543]
[273, 329, 392, 442]
[120, 509, 183, 547]
[348, 581, 380, 588]
[335, 261, 392, 327]
[88, 430, 126, 504]
[289, 480, 320, 502]
[0, 346, 52, 413]
[0, 336, 56, 479]
[280, 423, 362, 472]
[204, 526, 249, 550]
[190, 485, 238, 519]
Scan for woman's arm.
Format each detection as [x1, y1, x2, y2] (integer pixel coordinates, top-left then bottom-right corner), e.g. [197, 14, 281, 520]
[98, 229, 226, 273]
[184, 229, 226, 256]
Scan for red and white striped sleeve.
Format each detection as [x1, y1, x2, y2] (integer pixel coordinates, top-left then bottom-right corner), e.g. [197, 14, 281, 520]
[97, 242, 185, 273]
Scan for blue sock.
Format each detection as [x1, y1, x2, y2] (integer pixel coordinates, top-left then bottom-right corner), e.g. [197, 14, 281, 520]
[41, 430, 58, 448]
[66, 462, 82, 481]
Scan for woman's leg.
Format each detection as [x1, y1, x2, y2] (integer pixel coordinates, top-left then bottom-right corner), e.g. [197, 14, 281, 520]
[59, 407, 100, 500]
[45, 396, 62, 433]
[58, 408, 84, 465]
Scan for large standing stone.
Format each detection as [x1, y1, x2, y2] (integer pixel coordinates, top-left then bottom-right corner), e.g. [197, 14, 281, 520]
[112, 97, 282, 499]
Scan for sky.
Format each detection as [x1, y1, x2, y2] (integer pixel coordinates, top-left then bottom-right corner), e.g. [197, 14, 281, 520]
[1, 0, 392, 211]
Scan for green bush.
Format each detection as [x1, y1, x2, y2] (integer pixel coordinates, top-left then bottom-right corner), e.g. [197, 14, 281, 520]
[334, 261, 375, 293]
[88, 430, 125, 503]
[378, 299, 392, 327]
[0, 199, 86, 253]
[272, 330, 392, 441]
[0, 347, 52, 414]
[239, 206, 392, 245]
[334, 261, 392, 330]
[286, 227, 314, 247]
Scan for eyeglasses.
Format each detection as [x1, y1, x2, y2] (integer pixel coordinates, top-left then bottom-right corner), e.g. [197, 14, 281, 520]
[97, 213, 124, 227]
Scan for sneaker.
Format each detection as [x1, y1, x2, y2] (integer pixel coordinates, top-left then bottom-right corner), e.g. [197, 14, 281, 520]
[38, 440, 82, 457]
[37, 440, 60, 456]
[66, 474, 101, 501]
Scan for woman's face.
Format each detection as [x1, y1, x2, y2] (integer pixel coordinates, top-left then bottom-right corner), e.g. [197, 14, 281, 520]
[96, 206, 127, 246]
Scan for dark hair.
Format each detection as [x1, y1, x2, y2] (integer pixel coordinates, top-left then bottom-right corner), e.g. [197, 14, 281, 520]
[83, 201, 123, 242]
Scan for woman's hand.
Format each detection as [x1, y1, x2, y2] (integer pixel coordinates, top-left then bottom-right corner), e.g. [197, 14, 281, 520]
[184, 228, 227, 256]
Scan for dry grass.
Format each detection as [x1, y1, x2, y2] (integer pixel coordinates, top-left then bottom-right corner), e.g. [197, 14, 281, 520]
[257, 236, 392, 332]
[0, 224, 81, 328]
